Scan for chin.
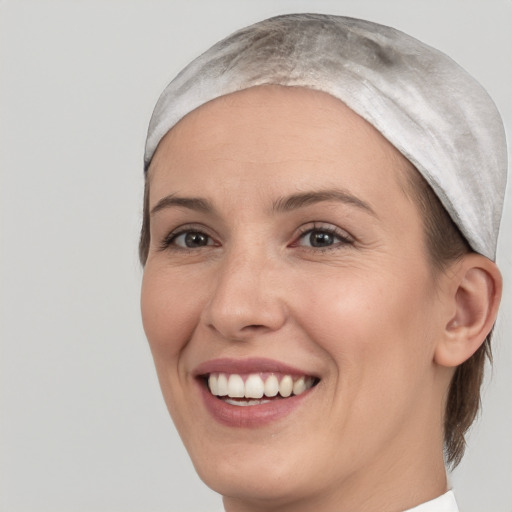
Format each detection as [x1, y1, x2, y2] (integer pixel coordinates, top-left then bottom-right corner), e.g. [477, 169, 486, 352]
[181, 421, 342, 508]
[195, 453, 314, 505]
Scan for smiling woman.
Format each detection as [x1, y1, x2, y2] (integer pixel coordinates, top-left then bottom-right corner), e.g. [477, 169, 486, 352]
[138, 14, 507, 512]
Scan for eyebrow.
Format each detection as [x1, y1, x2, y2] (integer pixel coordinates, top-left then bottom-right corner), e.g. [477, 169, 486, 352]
[272, 189, 376, 216]
[150, 188, 376, 218]
[150, 194, 215, 216]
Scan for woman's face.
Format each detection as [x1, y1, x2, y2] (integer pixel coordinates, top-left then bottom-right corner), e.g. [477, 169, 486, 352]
[141, 86, 451, 509]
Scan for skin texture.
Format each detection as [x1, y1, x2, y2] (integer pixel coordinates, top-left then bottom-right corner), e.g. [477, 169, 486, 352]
[141, 86, 501, 512]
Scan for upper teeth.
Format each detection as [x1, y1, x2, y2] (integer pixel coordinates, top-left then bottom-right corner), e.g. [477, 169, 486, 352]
[208, 373, 315, 399]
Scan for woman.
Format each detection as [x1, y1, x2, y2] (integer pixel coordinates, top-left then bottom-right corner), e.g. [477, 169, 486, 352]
[139, 14, 507, 511]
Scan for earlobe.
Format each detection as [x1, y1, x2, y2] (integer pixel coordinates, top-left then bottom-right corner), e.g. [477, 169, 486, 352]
[434, 254, 502, 367]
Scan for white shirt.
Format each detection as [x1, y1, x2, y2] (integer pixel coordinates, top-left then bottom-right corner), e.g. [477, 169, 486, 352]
[405, 490, 459, 511]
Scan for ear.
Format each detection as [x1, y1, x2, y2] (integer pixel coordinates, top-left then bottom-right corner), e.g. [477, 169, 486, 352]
[434, 254, 502, 367]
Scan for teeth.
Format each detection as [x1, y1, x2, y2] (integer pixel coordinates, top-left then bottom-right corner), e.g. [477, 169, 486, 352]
[227, 374, 245, 398]
[208, 372, 316, 400]
[264, 375, 279, 397]
[293, 376, 306, 395]
[245, 374, 264, 398]
[217, 373, 228, 396]
[208, 374, 218, 395]
[225, 398, 272, 407]
[279, 375, 293, 397]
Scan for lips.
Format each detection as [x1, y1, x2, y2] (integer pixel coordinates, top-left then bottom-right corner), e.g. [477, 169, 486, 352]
[194, 358, 319, 426]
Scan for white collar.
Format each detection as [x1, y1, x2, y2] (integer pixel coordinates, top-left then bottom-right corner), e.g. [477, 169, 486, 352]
[405, 490, 458, 511]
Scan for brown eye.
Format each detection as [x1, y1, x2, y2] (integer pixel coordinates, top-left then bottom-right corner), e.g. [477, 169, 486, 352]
[308, 231, 336, 247]
[297, 228, 351, 248]
[173, 231, 214, 248]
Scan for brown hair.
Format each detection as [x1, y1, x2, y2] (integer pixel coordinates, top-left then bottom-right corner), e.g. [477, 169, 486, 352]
[402, 166, 490, 469]
[139, 177, 151, 265]
[139, 162, 491, 469]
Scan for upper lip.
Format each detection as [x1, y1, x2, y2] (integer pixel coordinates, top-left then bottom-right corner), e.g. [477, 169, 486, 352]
[193, 357, 317, 378]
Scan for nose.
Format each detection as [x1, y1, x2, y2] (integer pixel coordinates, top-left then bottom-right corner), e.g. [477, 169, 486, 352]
[201, 248, 287, 341]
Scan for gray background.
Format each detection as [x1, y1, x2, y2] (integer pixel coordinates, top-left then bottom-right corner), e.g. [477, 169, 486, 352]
[1, 1, 511, 511]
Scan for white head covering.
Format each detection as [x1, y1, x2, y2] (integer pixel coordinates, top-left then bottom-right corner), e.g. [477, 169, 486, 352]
[144, 13, 508, 260]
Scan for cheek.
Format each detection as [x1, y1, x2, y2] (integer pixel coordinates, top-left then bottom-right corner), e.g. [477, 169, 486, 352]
[297, 265, 437, 384]
[141, 265, 204, 362]
[296, 269, 439, 453]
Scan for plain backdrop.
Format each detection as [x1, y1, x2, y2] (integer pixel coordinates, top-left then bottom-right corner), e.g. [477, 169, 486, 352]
[1, 1, 511, 511]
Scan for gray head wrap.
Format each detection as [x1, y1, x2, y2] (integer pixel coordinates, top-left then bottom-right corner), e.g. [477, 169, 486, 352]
[144, 13, 508, 260]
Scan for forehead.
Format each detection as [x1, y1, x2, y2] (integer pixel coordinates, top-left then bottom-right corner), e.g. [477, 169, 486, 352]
[148, 85, 416, 210]
[151, 85, 410, 169]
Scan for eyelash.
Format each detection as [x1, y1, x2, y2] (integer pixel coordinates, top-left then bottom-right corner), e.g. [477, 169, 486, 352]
[159, 224, 218, 252]
[291, 223, 354, 251]
[159, 223, 354, 253]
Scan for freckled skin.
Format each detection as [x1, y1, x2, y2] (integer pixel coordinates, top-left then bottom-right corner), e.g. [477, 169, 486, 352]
[141, 86, 453, 512]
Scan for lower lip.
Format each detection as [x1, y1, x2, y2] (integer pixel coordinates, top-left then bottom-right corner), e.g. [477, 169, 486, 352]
[198, 380, 314, 428]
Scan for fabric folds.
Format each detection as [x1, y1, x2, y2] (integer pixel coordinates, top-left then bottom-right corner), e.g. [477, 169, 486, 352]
[144, 13, 508, 260]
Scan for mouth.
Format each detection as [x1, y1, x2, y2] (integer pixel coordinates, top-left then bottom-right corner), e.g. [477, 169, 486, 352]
[194, 358, 320, 426]
[204, 372, 319, 406]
